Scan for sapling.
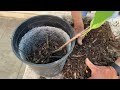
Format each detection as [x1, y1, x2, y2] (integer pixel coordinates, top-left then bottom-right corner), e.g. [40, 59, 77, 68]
[53, 11, 115, 53]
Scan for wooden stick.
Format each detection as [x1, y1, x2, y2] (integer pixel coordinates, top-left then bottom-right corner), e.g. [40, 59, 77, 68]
[52, 27, 91, 53]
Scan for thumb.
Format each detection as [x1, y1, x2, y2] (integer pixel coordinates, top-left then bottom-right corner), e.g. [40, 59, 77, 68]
[85, 58, 96, 71]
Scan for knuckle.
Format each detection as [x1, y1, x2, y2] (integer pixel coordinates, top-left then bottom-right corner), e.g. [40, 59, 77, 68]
[92, 68, 97, 73]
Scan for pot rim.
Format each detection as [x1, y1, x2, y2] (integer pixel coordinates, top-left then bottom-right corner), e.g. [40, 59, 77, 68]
[11, 15, 75, 67]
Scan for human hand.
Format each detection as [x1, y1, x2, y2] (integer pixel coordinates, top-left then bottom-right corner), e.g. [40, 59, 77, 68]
[85, 58, 119, 79]
[74, 25, 84, 45]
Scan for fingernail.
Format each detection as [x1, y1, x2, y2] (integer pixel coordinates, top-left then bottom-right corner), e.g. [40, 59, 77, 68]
[86, 58, 89, 61]
[85, 58, 89, 63]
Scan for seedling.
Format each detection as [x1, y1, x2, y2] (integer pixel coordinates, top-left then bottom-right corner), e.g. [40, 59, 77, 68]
[53, 11, 115, 53]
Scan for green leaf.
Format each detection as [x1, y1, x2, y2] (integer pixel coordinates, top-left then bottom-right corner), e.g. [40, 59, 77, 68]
[90, 11, 114, 29]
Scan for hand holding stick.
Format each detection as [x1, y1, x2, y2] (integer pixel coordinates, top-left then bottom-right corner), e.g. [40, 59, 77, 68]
[52, 26, 91, 53]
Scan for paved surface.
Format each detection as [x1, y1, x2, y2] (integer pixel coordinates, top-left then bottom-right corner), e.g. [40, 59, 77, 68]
[0, 16, 27, 79]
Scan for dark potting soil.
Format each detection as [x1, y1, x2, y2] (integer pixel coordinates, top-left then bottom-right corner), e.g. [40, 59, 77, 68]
[62, 17, 120, 79]
[28, 36, 67, 64]
[26, 28, 67, 64]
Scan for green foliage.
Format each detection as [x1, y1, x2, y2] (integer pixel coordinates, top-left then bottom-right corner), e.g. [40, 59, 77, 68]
[90, 11, 114, 29]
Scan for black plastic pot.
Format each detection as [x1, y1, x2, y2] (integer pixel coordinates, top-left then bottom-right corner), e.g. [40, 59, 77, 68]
[11, 15, 75, 77]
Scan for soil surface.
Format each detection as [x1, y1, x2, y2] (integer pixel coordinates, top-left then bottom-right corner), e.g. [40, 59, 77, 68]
[27, 33, 67, 64]
[62, 17, 120, 79]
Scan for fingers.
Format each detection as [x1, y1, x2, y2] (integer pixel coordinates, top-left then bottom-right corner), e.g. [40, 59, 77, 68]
[77, 37, 83, 45]
[85, 58, 96, 71]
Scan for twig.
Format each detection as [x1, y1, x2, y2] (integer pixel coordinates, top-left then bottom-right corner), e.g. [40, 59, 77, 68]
[46, 34, 49, 48]
[52, 26, 91, 53]
[50, 56, 62, 58]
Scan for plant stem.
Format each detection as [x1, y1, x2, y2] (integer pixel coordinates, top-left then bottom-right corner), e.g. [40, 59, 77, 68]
[52, 26, 91, 53]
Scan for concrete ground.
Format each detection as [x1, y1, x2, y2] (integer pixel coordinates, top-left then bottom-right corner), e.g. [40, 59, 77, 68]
[0, 16, 26, 79]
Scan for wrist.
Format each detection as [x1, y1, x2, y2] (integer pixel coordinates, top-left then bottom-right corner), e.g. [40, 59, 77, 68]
[74, 26, 84, 34]
[110, 63, 120, 77]
[73, 20, 84, 28]
[109, 66, 119, 79]
[74, 24, 84, 29]
[110, 66, 118, 75]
